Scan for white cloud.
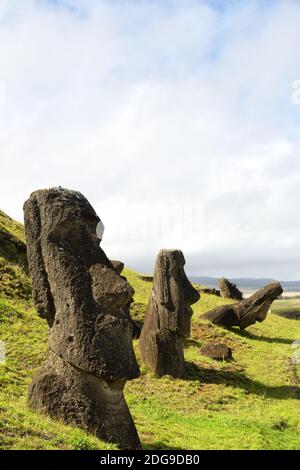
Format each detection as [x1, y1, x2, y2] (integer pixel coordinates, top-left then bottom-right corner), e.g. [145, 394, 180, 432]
[0, 79, 6, 106]
[1, 0, 300, 278]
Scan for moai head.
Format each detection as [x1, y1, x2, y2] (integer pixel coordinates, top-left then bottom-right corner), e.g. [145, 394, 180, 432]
[154, 249, 200, 337]
[24, 187, 139, 381]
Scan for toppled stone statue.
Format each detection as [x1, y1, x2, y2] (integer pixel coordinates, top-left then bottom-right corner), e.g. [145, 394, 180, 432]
[24, 187, 141, 450]
[219, 277, 243, 300]
[202, 282, 283, 329]
[139, 249, 200, 378]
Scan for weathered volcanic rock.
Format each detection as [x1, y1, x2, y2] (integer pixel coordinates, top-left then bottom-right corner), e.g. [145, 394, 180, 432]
[199, 343, 232, 361]
[137, 274, 153, 282]
[219, 277, 243, 300]
[202, 282, 283, 330]
[197, 286, 221, 297]
[24, 187, 141, 449]
[111, 260, 124, 275]
[139, 249, 200, 378]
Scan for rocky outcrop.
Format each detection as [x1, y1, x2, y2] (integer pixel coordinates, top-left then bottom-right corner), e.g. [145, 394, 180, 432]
[139, 249, 200, 378]
[196, 286, 221, 297]
[137, 274, 153, 282]
[199, 343, 232, 361]
[219, 277, 243, 300]
[24, 187, 141, 449]
[202, 282, 283, 329]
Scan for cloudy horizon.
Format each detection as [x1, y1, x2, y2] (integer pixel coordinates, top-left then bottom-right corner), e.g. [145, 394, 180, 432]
[1, 0, 300, 279]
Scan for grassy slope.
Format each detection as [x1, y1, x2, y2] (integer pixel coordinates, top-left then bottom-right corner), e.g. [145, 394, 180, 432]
[0, 212, 299, 450]
[124, 269, 300, 450]
[0, 211, 30, 301]
[271, 298, 300, 317]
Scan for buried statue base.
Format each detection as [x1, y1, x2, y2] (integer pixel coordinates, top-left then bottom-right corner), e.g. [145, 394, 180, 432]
[29, 351, 141, 450]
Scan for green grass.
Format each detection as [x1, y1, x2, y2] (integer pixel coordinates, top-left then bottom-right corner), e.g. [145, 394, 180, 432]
[0, 210, 27, 270]
[0, 210, 25, 244]
[0, 399, 116, 450]
[271, 298, 300, 318]
[0, 257, 31, 301]
[0, 212, 299, 450]
[122, 270, 300, 450]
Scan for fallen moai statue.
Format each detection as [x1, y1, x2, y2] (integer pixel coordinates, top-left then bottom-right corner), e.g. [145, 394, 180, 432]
[139, 249, 200, 377]
[24, 187, 141, 450]
[219, 277, 243, 300]
[202, 282, 283, 329]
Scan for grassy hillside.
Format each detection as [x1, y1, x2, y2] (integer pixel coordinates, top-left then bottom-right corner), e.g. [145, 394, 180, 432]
[0, 212, 299, 450]
[0, 211, 30, 301]
[271, 298, 300, 319]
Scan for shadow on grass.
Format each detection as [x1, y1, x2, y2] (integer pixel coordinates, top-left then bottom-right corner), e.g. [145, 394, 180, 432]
[185, 338, 202, 348]
[185, 362, 300, 400]
[231, 328, 292, 345]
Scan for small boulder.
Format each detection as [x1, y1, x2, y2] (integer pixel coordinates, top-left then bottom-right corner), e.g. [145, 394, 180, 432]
[137, 274, 153, 282]
[199, 343, 232, 361]
[198, 287, 221, 297]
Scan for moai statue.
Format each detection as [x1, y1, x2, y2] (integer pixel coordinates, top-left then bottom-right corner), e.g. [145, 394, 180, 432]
[202, 282, 283, 329]
[24, 187, 141, 449]
[139, 249, 200, 378]
[218, 277, 243, 301]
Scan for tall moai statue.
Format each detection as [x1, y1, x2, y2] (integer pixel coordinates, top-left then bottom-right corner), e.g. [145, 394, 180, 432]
[139, 249, 200, 378]
[23, 187, 141, 449]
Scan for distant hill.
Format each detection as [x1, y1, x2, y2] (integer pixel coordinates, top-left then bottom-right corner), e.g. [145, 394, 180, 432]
[190, 276, 300, 292]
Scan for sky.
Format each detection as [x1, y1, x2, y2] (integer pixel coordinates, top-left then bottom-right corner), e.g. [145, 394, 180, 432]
[1, 0, 300, 279]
